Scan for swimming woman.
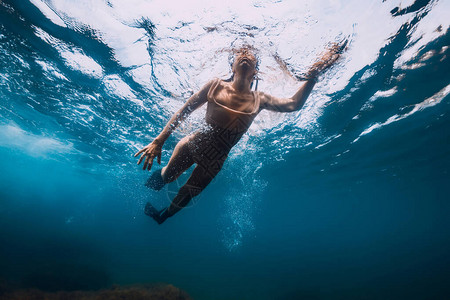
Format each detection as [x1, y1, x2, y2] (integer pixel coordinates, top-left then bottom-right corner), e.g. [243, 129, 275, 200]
[135, 42, 345, 224]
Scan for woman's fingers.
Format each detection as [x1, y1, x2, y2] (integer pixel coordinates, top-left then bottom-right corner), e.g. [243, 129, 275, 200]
[336, 39, 348, 53]
[135, 144, 160, 170]
[144, 152, 157, 170]
[137, 153, 145, 165]
[143, 154, 151, 170]
[134, 147, 146, 157]
[146, 154, 155, 171]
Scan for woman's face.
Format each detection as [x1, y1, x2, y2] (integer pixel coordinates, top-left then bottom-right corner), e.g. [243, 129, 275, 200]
[232, 49, 257, 78]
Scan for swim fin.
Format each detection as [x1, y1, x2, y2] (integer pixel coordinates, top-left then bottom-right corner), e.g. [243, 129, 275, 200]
[144, 202, 169, 225]
[145, 169, 165, 190]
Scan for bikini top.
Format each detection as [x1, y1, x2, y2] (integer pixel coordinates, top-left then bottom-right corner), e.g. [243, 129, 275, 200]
[205, 78, 260, 132]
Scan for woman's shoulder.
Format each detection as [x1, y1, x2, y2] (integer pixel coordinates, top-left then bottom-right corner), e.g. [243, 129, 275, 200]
[205, 77, 223, 89]
[205, 78, 223, 101]
[210, 77, 228, 91]
[255, 91, 271, 109]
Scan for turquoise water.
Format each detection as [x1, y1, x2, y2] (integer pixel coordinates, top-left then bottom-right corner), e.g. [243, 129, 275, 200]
[1, 0, 449, 299]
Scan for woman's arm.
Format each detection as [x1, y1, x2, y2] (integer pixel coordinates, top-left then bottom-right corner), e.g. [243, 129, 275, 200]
[135, 80, 214, 170]
[260, 76, 317, 113]
[154, 80, 213, 144]
[261, 41, 346, 113]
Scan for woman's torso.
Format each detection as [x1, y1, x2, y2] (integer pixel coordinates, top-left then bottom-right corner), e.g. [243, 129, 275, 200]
[205, 78, 260, 137]
[188, 79, 260, 163]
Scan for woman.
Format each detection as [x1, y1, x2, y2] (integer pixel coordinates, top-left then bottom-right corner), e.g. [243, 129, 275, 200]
[135, 43, 345, 224]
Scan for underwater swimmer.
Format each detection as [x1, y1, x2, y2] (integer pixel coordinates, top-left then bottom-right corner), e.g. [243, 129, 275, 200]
[135, 41, 346, 224]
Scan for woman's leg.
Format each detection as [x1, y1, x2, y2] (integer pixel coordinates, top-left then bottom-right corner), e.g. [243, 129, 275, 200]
[162, 135, 195, 183]
[146, 135, 194, 190]
[167, 163, 220, 215]
[146, 158, 225, 224]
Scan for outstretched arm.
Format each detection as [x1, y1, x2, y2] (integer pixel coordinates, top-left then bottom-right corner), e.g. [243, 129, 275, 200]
[261, 42, 346, 113]
[134, 80, 214, 170]
[260, 77, 317, 113]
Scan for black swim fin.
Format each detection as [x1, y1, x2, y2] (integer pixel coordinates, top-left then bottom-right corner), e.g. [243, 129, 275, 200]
[144, 202, 169, 225]
[145, 169, 165, 190]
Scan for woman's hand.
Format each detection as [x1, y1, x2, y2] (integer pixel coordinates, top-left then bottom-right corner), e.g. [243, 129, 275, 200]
[134, 139, 163, 171]
[307, 39, 348, 78]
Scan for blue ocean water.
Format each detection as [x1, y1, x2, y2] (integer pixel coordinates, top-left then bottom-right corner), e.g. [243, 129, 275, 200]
[0, 0, 449, 299]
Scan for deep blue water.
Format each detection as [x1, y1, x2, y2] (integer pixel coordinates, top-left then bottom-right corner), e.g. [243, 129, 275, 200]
[1, 0, 450, 299]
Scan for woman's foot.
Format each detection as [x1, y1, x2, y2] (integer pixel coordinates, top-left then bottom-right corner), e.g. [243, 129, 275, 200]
[145, 169, 165, 190]
[144, 202, 169, 225]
